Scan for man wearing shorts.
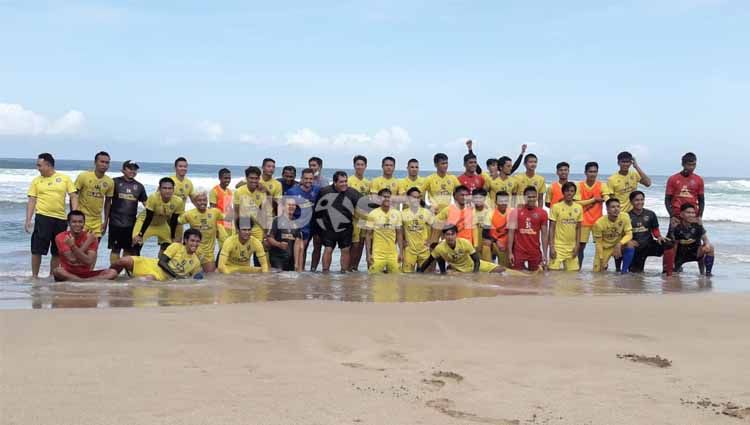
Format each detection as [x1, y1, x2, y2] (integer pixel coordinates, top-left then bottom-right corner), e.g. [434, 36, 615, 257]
[315, 171, 362, 272]
[348, 155, 370, 272]
[111, 229, 203, 281]
[577, 161, 611, 267]
[512, 154, 546, 207]
[26, 153, 78, 278]
[178, 191, 225, 273]
[421, 153, 460, 213]
[267, 197, 304, 271]
[132, 177, 185, 255]
[286, 168, 320, 270]
[482, 191, 512, 266]
[218, 220, 269, 274]
[365, 188, 403, 273]
[668, 204, 715, 276]
[627, 191, 669, 273]
[592, 198, 634, 272]
[400, 187, 434, 272]
[210, 168, 234, 240]
[53, 210, 118, 281]
[75, 151, 114, 238]
[108, 160, 147, 264]
[507, 186, 548, 271]
[548, 182, 583, 271]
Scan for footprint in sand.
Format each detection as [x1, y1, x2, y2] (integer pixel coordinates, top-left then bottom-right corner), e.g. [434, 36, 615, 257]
[432, 370, 464, 382]
[616, 353, 672, 368]
[421, 379, 446, 390]
[425, 398, 520, 425]
[341, 362, 386, 372]
[379, 350, 408, 363]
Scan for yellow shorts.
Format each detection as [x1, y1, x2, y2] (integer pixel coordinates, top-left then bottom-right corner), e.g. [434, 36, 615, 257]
[369, 256, 401, 274]
[219, 264, 261, 274]
[84, 218, 103, 237]
[478, 259, 499, 273]
[593, 246, 615, 272]
[133, 217, 173, 244]
[402, 249, 430, 272]
[580, 226, 593, 243]
[196, 245, 216, 265]
[132, 256, 169, 281]
[549, 256, 579, 271]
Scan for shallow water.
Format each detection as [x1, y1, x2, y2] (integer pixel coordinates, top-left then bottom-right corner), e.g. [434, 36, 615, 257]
[0, 268, 733, 310]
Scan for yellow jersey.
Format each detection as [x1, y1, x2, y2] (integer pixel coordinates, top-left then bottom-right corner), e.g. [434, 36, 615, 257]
[398, 176, 426, 196]
[218, 234, 266, 267]
[178, 208, 224, 256]
[401, 207, 434, 254]
[27, 172, 76, 220]
[171, 175, 194, 202]
[593, 213, 633, 249]
[512, 173, 546, 200]
[143, 192, 185, 225]
[348, 174, 370, 197]
[549, 201, 583, 249]
[369, 176, 400, 195]
[472, 207, 491, 249]
[431, 238, 476, 273]
[484, 174, 515, 207]
[607, 170, 641, 212]
[163, 242, 202, 278]
[75, 171, 114, 227]
[260, 176, 283, 201]
[421, 173, 461, 211]
[366, 207, 402, 260]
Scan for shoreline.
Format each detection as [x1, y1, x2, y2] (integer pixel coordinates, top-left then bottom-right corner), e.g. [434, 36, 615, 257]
[2, 293, 750, 424]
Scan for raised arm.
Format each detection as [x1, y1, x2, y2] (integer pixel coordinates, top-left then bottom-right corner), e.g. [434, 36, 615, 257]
[633, 158, 651, 187]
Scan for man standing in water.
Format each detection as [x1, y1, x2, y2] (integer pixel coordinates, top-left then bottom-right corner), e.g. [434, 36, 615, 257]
[545, 162, 575, 209]
[348, 155, 370, 272]
[277, 165, 298, 195]
[422, 153, 460, 213]
[308, 157, 328, 188]
[400, 187, 434, 272]
[398, 159, 425, 199]
[507, 186, 548, 271]
[577, 161, 611, 268]
[431, 186, 475, 246]
[179, 191, 225, 273]
[108, 160, 148, 263]
[665, 152, 704, 225]
[26, 153, 78, 279]
[132, 177, 184, 255]
[53, 210, 118, 282]
[512, 154, 546, 207]
[365, 188, 403, 273]
[75, 151, 114, 239]
[607, 151, 651, 214]
[171, 157, 195, 204]
[267, 197, 304, 272]
[287, 168, 320, 271]
[548, 182, 583, 271]
[315, 171, 362, 273]
[209, 168, 234, 240]
[458, 152, 485, 194]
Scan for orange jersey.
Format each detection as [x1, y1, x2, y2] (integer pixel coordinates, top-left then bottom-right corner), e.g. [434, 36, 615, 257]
[485, 208, 509, 248]
[210, 185, 234, 229]
[578, 181, 608, 227]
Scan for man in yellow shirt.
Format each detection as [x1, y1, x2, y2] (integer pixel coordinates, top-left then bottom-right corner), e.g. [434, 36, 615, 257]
[365, 188, 403, 273]
[485, 156, 518, 209]
[178, 191, 225, 273]
[548, 182, 583, 271]
[260, 158, 283, 209]
[592, 198, 635, 272]
[233, 166, 271, 268]
[348, 155, 370, 272]
[132, 177, 185, 254]
[421, 153, 460, 213]
[75, 151, 115, 238]
[607, 151, 651, 213]
[172, 157, 195, 203]
[369, 156, 400, 195]
[110, 228, 204, 281]
[418, 226, 503, 273]
[398, 158, 425, 200]
[217, 220, 269, 274]
[401, 187, 434, 272]
[512, 153, 546, 207]
[26, 153, 78, 278]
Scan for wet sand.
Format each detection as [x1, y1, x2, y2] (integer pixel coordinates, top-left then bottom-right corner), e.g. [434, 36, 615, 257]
[2, 293, 750, 424]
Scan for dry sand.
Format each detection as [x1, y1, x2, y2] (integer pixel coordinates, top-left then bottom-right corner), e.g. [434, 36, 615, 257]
[2, 293, 750, 424]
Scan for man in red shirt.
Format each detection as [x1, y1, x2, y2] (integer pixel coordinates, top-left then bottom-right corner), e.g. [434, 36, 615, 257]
[458, 152, 485, 193]
[665, 152, 704, 226]
[508, 186, 548, 271]
[53, 210, 118, 282]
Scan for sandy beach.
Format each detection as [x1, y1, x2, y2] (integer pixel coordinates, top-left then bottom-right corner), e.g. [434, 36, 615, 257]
[2, 293, 750, 424]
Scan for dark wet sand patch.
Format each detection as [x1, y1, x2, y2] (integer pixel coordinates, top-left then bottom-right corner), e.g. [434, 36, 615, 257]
[421, 379, 446, 389]
[681, 397, 750, 420]
[616, 353, 672, 368]
[426, 398, 520, 424]
[341, 362, 386, 371]
[432, 370, 464, 382]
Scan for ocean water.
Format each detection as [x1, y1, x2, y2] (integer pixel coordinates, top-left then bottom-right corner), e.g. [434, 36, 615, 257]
[1, 158, 748, 309]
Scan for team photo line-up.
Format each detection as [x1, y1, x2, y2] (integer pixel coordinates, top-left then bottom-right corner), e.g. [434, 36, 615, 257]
[25, 139, 714, 282]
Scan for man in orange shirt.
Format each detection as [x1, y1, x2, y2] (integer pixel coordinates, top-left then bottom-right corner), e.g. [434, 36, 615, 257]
[482, 191, 511, 265]
[545, 161, 573, 209]
[431, 185, 474, 246]
[577, 161, 611, 268]
[210, 168, 234, 240]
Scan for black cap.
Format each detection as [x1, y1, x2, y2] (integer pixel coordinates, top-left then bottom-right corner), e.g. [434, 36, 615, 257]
[123, 160, 140, 170]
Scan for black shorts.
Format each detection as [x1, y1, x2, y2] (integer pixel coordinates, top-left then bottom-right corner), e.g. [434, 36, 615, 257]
[108, 224, 135, 251]
[630, 240, 665, 272]
[320, 228, 353, 249]
[31, 215, 67, 256]
[269, 251, 294, 271]
[675, 246, 701, 268]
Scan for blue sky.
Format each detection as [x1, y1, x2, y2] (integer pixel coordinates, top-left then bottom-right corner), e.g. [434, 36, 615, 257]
[1, 0, 748, 176]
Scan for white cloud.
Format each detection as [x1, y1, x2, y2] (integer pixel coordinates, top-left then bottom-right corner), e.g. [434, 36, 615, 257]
[196, 120, 224, 141]
[238, 133, 263, 144]
[0, 103, 86, 136]
[286, 126, 412, 151]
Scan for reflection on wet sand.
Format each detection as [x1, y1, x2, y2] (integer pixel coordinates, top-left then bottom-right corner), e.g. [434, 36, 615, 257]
[21, 270, 717, 309]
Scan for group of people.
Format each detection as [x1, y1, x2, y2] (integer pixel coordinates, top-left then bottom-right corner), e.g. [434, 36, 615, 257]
[25, 140, 715, 282]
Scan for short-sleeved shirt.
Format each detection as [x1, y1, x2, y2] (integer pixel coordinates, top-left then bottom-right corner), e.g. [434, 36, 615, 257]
[670, 222, 705, 258]
[144, 193, 185, 225]
[607, 170, 641, 213]
[549, 201, 583, 249]
[629, 208, 659, 247]
[484, 208, 510, 247]
[431, 238, 476, 273]
[312, 175, 329, 188]
[484, 175, 515, 208]
[171, 175, 194, 202]
[436, 205, 475, 245]
[269, 216, 302, 258]
[545, 182, 580, 209]
[401, 207, 434, 254]
[421, 173, 461, 211]
[369, 176, 399, 195]
[512, 173, 546, 197]
[458, 173, 485, 194]
[178, 208, 224, 253]
[260, 177, 283, 201]
[277, 178, 299, 195]
[366, 207, 402, 259]
[315, 186, 362, 233]
[509, 207, 548, 257]
[162, 242, 202, 278]
[593, 213, 633, 249]
[55, 230, 98, 275]
[578, 181, 611, 227]
[348, 175, 370, 197]
[665, 172, 704, 216]
[219, 234, 266, 266]
[233, 186, 270, 229]
[286, 185, 320, 237]
[110, 177, 147, 228]
[27, 172, 76, 220]
[398, 176, 426, 196]
[75, 171, 114, 223]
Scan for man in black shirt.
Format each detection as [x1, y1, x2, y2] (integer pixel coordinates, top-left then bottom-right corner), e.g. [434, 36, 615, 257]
[267, 197, 304, 271]
[668, 203, 715, 276]
[314, 171, 362, 272]
[626, 191, 670, 273]
[108, 161, 147, 262]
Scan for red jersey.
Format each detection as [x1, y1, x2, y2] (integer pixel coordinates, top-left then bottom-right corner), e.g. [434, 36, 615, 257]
[511, 207, 547, 258]
[458, 173, 485, 193]
[55, 230, 98, 274]
[666, 172, 704, 216]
